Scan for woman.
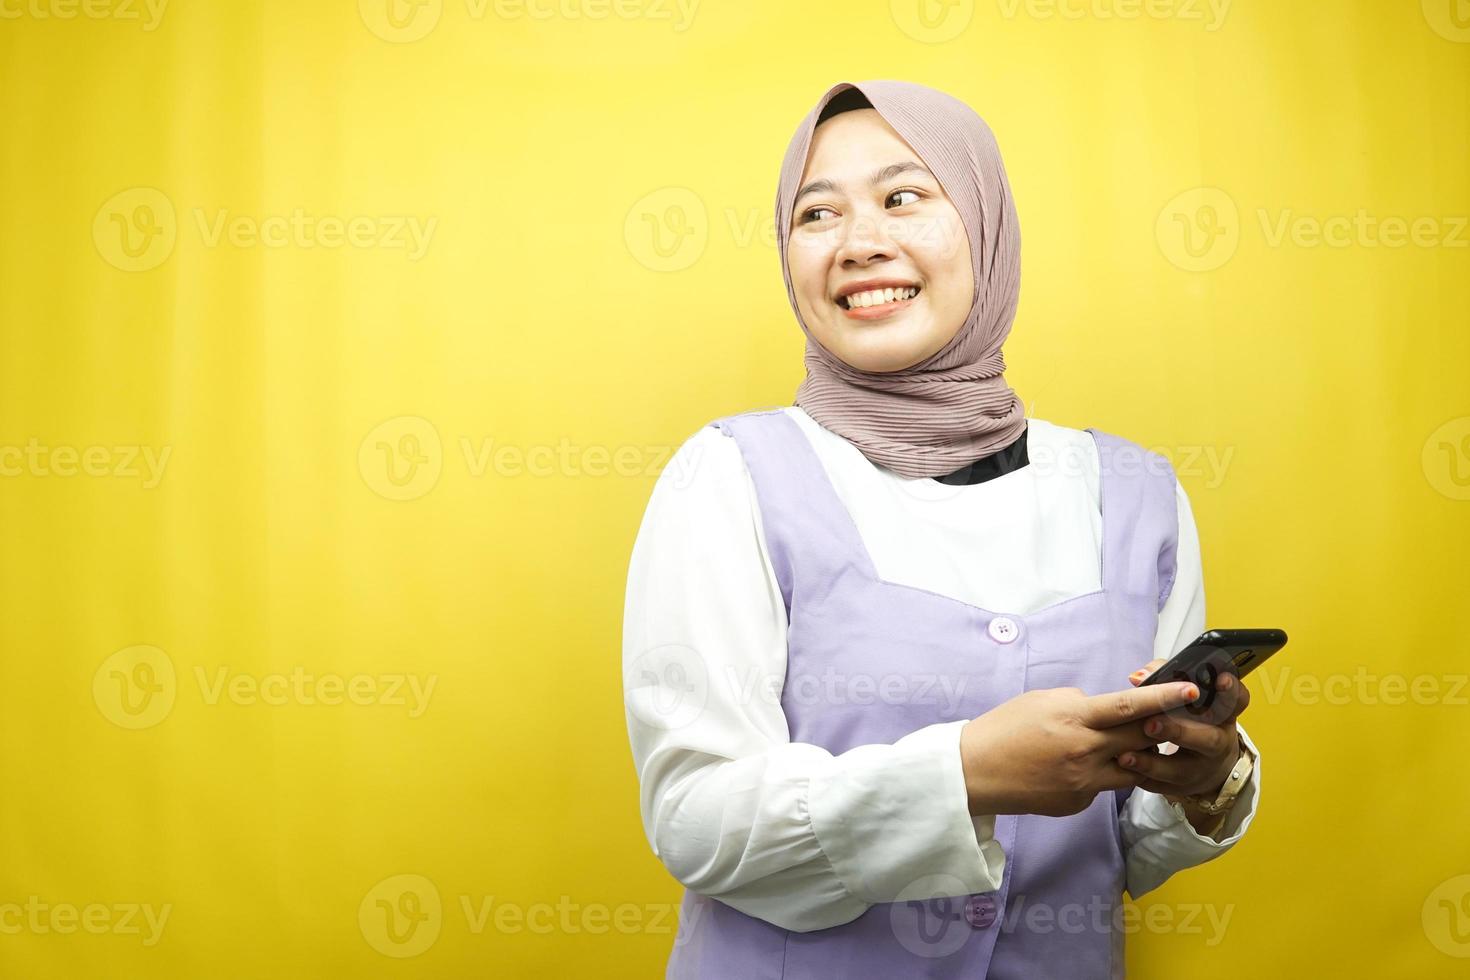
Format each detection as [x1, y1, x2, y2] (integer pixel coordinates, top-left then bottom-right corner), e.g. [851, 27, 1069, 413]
[623, 79, 1260, 979]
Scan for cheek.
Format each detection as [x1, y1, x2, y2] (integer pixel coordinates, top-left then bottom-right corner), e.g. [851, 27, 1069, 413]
[920, 217, 973, 313]
[786, 242, 838, 318]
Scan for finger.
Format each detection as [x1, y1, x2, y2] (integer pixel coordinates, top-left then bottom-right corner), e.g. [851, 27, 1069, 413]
[1128, 659, 1166, 687]
[1141, 714, 1236, 756]
[1094, 760, 1150, 792]
[1116, 746, 1196, 788]
[1217, 671, 1252, 723]
[1090, 717, 1170, 757]
[1158, 671, 1248, 727]
[1079, 680, 1199, 729]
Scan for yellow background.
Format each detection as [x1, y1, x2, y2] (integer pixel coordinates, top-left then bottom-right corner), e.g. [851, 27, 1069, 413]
[2, 0, 1468, 976]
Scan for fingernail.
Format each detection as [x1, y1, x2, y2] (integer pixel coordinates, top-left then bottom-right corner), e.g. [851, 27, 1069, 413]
[1219, 674, 1233, 690]
[1130, 670, 1147, 681]
[1185, 685, 1199, 700]
[1145, 719, 1161, 736]
[1120, 754, 1135, 767]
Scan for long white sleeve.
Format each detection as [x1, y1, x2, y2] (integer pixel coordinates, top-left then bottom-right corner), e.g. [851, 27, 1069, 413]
[622, 424, 1005, 934]
[1121, 480, 1263, 899]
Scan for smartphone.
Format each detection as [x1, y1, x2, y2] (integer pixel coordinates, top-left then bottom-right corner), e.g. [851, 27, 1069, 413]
[1139, 628, 1288, 723]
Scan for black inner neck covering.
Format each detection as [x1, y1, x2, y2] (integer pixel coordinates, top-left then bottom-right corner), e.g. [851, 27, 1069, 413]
[930, 422, 1030, 486]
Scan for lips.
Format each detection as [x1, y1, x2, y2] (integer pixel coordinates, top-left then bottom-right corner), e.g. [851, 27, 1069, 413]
[834, 277, 922, 308]
[837, 285, 922, 310]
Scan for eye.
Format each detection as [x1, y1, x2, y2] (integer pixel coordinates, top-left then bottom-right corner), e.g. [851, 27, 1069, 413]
[797, 188, 925, 226]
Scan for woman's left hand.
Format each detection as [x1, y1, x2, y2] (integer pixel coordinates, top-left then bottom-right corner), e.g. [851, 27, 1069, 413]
[1116, 658, 1250, 804]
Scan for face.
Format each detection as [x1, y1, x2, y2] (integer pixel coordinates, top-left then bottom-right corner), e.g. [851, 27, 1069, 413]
[786, 108, 975, 373]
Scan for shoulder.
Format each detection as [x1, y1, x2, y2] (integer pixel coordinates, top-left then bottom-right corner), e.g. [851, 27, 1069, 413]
[654, 416, 752, 499]
[1067, 422, 1182, 485]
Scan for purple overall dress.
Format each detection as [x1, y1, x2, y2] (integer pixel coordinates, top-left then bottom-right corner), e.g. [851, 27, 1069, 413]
[666, 408, 1180, 980]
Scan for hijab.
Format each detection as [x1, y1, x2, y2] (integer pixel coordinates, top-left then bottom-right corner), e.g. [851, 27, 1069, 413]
[775, 80, 1026, 480]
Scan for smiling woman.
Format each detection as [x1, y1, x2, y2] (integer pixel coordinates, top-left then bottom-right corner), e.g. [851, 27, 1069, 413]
[623, 79, 1262, 980]
[785, 94, 976, 374]
[773, 83, 1027, 479]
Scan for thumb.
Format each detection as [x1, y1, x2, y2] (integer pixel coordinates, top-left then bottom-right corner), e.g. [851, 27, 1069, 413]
[1128, 659, 1166, 687]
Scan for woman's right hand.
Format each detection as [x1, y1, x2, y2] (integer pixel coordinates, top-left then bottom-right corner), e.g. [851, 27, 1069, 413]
[959, 681, 1200, 818]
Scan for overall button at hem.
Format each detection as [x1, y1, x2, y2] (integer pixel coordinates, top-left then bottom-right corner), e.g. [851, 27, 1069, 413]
[987, 616, 1021, 644]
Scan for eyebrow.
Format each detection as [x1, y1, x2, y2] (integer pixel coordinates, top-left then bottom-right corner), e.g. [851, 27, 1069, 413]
[792, 161, 934, 209]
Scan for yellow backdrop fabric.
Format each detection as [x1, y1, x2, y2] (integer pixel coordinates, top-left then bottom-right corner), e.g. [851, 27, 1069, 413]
[1, 1, 1467, 976]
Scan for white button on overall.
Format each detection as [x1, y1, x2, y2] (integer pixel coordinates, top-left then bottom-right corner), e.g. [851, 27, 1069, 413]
[988, 616, 1019, 643]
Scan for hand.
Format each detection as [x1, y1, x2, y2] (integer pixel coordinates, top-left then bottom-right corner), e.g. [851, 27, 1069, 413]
[960, 680, 1201, 818]
[1119, 658, 1252, 805]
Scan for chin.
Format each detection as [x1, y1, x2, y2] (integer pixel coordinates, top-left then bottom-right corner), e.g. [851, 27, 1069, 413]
[828, 325, 937, 373]
[831, 343, 928, 373]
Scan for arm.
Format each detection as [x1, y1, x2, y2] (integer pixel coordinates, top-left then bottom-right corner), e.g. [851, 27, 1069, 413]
[1120, 479, 1263, 899]
[623, 425, 1004, 933]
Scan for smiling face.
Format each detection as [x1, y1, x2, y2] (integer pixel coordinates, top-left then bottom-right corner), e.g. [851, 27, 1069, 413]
[786, 107, 975, 374]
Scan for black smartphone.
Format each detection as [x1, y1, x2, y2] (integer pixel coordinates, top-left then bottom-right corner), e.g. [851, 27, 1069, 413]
[1139, 628, 1288, 723]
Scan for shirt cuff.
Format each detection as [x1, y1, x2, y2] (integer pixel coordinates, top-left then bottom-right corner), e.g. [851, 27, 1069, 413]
[806, 720, 1006, 904]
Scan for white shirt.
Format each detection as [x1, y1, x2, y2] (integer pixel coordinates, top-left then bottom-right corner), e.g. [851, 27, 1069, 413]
[622, 406, 1261, 934]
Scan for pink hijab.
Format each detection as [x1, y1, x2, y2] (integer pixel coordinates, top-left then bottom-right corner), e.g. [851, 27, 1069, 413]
[776, 80, 1026, 479]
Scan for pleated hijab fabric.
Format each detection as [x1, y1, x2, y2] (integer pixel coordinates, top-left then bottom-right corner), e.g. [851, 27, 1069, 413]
[776, 80, 1027, 479]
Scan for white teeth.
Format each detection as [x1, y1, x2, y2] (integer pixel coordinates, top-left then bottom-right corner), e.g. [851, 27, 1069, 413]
[843, 286, 918, 309]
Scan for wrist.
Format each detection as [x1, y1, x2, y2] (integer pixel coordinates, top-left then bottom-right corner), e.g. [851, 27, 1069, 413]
[960, 719, 995, 815]
[1169, 734, 1255, 833]
[1166, 739, 1243, 806]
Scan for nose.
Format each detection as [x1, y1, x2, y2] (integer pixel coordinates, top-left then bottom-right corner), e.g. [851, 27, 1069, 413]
[834, 208, 900, 268]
